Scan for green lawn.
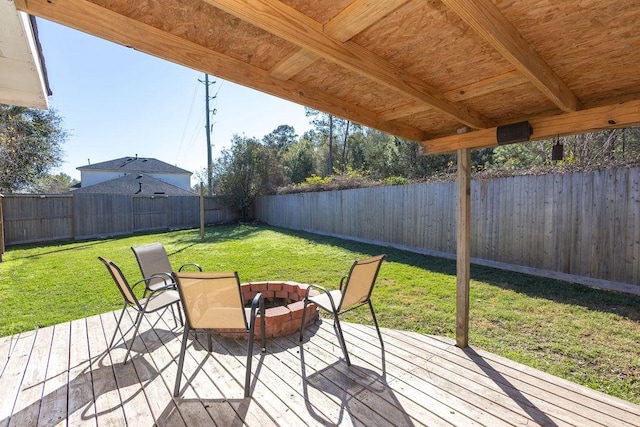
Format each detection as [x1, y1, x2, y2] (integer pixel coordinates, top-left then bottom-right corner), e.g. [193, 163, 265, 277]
[1, 224, 638, 404]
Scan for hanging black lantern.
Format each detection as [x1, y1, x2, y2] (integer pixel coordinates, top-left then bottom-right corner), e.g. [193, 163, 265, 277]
[552, 138, 564, 161]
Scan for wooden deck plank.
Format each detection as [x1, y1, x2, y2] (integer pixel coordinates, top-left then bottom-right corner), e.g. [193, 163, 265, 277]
[313, 323, 521, 426]
[0, 331, 37, 427]
[67, 317, 97, 426]
[2, 311, 640, 426]
[84, 314, 127, 425]
[207, 332, 323, 426]
[100, 309, 156, 425]
[292, 328, 456, 427]
[351, 326, 565, 426]
[117, 309, 205, 426]
[348, 323, 639, 426]
[385, 326, 640, 424]
[37, 323, 70, 426]
[351, 325, 586, 426]
[8, 327, 52, 427]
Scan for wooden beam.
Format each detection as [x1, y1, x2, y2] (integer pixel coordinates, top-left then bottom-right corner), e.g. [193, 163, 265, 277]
[456, 148, 471, 348]
[15, 0, 428, 142]
[378, 71, 529, 122]
[205, 0, 494, 129]
[420, 99, 640, 154]
[323, 0, 410, 41]
[444, 70, 529, 102]
[441, 0, 581, 113]
[270, 1, 410, 82]
[269, 49, 320, 81]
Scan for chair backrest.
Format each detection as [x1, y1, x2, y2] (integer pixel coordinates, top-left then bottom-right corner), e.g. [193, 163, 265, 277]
[99, 256, 139, 308]
[131, 242, 173, 287]
[173, 271, 247, 330]
[340, 255, 386, 310]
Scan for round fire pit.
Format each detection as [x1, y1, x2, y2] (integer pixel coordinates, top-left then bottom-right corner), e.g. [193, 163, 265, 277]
[220, 281, 319, 339]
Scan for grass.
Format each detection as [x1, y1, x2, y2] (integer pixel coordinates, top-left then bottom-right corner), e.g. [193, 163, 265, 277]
[1, 224, 638, 404]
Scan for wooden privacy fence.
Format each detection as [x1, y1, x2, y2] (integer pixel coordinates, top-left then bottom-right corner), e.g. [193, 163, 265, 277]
[256, 167, 640, 294]
[1, 193, 238, 246]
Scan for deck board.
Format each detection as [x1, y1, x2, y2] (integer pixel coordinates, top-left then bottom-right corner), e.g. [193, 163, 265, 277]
[1, 310, 639, 427]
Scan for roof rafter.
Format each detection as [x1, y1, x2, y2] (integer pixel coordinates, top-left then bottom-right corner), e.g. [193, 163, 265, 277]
[323, 0, 410, 41]
[378, 71, 530, 122]
[420, 99, 640, 154]
[15, 0, 428, 141]
[270, 0, 409, 82]
[441, 0, 582, 113]
[205, 0, 494, 129]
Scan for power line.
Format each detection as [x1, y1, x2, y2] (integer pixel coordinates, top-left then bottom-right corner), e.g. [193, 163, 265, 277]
[176, 79, 201, 163]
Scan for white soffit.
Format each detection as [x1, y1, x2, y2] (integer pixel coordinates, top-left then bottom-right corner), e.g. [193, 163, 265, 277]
[0, 0, 49, 109]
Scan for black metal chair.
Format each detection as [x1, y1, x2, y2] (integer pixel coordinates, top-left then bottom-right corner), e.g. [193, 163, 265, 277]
[172, 271, 266, 398]
[300, 254, 386, 366]
[131, 242, 201, 295]
[99, 256, 183, 364]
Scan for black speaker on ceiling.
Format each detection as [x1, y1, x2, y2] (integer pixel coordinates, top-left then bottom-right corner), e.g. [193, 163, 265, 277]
[496, 121, 532, 145]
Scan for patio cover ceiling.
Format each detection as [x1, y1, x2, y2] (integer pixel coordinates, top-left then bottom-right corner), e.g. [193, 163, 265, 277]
[13, 0, 640, 154]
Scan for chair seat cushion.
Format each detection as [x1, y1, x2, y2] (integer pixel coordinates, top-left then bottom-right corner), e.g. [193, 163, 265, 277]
[309, 289, 343, 312]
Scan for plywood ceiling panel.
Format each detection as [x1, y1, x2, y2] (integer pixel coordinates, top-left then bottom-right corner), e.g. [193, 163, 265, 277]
[13, 0, 640, 153]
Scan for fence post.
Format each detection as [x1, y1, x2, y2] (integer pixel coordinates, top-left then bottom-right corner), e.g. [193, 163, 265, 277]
[70, 195, 76, 241]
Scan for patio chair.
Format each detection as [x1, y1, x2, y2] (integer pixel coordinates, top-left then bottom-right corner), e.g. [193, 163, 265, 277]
[300, 254, 386, 366]
[99, 256, 183, 364]
[172, 271, 266, 398]
[131, 242, 202, 294]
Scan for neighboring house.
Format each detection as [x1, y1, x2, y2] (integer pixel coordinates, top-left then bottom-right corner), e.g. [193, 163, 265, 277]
[73, 156, 195, 196]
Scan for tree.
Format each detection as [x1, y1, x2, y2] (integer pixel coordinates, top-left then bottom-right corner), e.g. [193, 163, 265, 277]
[282, 137, 316, 183]
[0, 105, 67, 193]
[30, 173, 78, 194]
[262, 124, 297, 157]
[212, 135, 274, 220]
[305, 108, 352, 175]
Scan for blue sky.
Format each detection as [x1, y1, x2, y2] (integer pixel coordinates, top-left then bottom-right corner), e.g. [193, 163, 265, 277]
[37, 19, 313, 183]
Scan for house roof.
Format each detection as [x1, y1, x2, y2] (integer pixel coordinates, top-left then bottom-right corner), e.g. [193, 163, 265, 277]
[71, 173, 196, 196]
[0, 0, 50, 109]
[77, 156, 192, 175]
[14, 0, 640, 155]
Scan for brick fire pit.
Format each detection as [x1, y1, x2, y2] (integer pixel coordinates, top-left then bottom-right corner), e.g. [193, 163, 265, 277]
[222, 281, 320, 339]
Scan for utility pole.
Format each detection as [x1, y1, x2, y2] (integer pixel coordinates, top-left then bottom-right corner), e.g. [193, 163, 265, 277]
[200, 74, 217, 195]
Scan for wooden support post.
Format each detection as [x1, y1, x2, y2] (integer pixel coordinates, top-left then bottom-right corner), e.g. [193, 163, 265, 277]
[200, 183, 205, 241]
[456, 148, 471, 348]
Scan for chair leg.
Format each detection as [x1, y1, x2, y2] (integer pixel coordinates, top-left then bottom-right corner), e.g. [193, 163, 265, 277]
[176, 302, 184, 327]
[299, 298, 309, 342]
[332, 314, 351, 366]
[174, 325, 191, 397]
[368, 300, 384, 349]
[123, 311, 143, 364]
[246, 320, 257, 398]
[108, 305, 127, 349]
[260, 303, 266, 353]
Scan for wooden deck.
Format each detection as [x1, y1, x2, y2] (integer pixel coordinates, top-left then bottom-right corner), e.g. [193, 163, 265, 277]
[1, 309, 638, 427]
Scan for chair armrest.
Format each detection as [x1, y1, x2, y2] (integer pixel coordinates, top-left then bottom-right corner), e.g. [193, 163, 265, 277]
[249, 292, 266, 352]
[249, 292, 264, 316]
[339, 275, 348, 291]
[304, 283, 339, 313]
[178, 263, 202, 272]
[133, 272, 174, 292]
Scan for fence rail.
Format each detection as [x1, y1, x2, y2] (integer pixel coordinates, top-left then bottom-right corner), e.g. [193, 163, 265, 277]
[1, 193, 238, 245]
[256, 167, 640, 294]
